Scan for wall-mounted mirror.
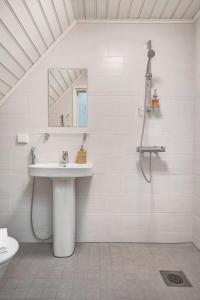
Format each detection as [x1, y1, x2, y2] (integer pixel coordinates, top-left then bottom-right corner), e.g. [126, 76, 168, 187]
[48, 68, 87, 127]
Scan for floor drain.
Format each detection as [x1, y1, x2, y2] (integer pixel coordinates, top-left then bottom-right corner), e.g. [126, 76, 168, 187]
[160, 270, 192, 287]
[167, 273, 184, 285]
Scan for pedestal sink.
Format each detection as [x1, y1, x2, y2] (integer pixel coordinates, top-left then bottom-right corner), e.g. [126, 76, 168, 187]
[28, 163, 93, 257]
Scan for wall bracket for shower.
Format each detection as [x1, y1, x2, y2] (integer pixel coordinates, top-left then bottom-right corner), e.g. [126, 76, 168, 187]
[136, 146, 166, 153]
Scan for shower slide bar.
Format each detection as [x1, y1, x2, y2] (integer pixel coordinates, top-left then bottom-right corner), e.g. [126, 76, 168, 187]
[136, 146, 166, 153]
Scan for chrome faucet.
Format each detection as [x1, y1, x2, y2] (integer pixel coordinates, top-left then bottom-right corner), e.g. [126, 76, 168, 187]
[62, 151, 68, 166]
[31, 147, 36, 165]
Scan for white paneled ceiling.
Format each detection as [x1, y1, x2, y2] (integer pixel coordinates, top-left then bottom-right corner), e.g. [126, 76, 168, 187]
[72, 0, 200, 20]
[0, 0, 74, 102]
[0, 0, 200, 103]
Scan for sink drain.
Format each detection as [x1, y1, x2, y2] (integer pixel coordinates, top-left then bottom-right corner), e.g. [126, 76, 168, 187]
[160, 270, 192, 287]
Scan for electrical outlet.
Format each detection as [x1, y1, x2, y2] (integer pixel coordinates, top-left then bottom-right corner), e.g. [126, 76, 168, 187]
[16, 134, 29, 144]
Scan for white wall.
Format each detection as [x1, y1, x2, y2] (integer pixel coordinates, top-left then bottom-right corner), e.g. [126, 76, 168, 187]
[0, 23, 195, 242]
[193, 18, 200, 249]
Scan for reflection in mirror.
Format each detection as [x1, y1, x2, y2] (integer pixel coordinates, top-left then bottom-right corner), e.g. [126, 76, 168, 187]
[48, 68, 87, 127]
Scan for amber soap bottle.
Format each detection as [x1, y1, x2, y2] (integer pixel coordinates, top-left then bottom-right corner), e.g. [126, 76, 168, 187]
[151, 89, 160, 108]
[76, 145, 87, 164]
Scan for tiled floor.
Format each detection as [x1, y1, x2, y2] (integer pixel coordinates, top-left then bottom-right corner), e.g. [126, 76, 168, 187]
[1, 243, 200, 300]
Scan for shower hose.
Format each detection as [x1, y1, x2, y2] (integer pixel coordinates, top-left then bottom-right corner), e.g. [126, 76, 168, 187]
[31, 177, 53, 241]
[139, 68, 152, 183]
[139, 113, 152, 183]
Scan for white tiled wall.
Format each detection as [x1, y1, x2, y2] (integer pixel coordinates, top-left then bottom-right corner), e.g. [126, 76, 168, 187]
[193, 18, 200, 249]
[0, 23, 195, 242]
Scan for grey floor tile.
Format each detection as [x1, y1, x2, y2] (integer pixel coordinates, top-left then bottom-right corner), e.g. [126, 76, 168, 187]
[1, 242, 200, 300]
[0, 288, 14, 300]
[85, 287, 100, 300]
[56, 287, 72, 299]
[16, 277, 34, 288]
[32, 278, 60, 288]
[70, 290, 85, 300]
[40, 287, 57, 299]
[11, 288, 28, 300]
[0, 279, 19, 289]
[25, 287, 43, 299]
[59, 277, 74, 289]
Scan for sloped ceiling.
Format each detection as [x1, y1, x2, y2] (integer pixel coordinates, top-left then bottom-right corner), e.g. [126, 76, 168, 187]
[0, 0, 200, 104]
[0, 0, 74, 102]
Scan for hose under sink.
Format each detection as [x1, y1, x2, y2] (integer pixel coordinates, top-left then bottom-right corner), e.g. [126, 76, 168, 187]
[31, 177, 53, 241]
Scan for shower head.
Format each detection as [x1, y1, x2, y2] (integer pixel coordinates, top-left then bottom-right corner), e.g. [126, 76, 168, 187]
[146, 40, 155, 77]
[148, 49, 155, 59]
[147, 40, 155, 59]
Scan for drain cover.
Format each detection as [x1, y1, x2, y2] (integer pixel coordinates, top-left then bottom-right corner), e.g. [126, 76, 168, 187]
[167, 273, 184, 285]
[160, 270, 192, 287]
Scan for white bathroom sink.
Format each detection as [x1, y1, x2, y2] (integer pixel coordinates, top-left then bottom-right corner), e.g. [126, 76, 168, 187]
[28, 163, 93, 178]
[28, 162, 93, 258]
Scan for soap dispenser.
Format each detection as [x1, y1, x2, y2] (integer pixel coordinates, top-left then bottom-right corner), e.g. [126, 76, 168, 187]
[76, 145, 87, 164]
[151, 89, 160, 108]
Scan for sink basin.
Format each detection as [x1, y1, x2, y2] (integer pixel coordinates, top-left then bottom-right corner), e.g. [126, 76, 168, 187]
[28, 163, 93, 257]
[29, 163, 93, 178]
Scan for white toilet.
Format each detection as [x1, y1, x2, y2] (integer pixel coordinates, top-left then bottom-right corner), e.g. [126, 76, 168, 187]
[0, 237, 19, 280]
